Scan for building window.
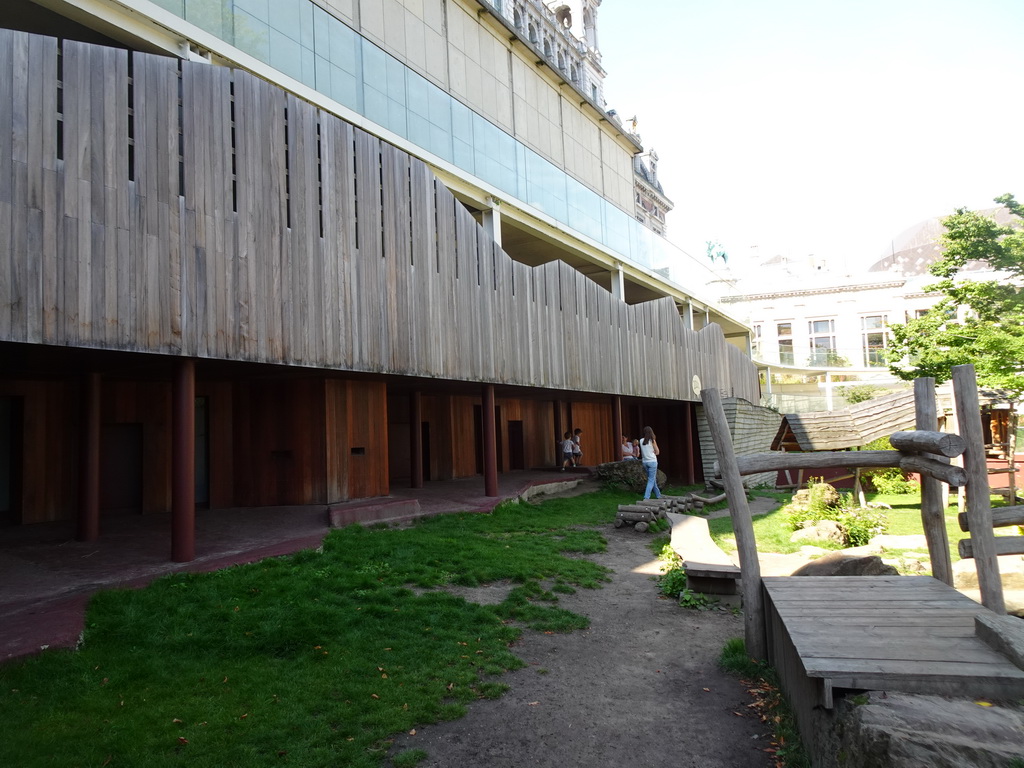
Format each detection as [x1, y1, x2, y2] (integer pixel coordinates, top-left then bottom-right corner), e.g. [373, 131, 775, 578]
[752, 323, 762, 358]
[777, 322, 794, 365]
[808, 318, 836, 366]
[861, 314, 888, 367]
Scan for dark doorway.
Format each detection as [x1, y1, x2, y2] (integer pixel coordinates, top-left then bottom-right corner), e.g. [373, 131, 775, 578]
[507, 420, 525, 470]
[0, 397, 24, 524]
[420, 421, 431, 481]
[100, 423, 143, 514]
[195, 396, 210, 507]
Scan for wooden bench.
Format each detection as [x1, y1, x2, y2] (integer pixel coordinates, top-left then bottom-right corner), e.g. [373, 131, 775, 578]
[667, 512, 742, 597]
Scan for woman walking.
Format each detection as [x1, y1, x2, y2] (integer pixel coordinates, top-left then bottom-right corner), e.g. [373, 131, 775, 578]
[639, 426, 661, 500]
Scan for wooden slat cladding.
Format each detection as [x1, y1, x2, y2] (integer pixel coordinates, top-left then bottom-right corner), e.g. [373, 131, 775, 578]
[0, 32, 759, 404]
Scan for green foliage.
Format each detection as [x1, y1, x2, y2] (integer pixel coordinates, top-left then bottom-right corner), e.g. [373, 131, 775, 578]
[887, 193, 1024, 396]
[0, 490, 626, 768]
[858, 436, 918, 495]
[678, 588, 714, 610]
[781, 478, 889, 547]
[718, 638, 809, 768]
[657, 566, 688, 599]
[836, 384, 885, 404]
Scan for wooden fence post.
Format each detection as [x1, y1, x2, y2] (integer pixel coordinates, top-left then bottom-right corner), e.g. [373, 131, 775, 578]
[914, 377, 953, 586]
[701, 387, 766, 660]
[951, 365, 1005, 613]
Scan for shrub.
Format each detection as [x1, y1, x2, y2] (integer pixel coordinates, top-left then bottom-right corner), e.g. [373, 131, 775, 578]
[858, 436, 918, 494]
[782, 478, 888, 547]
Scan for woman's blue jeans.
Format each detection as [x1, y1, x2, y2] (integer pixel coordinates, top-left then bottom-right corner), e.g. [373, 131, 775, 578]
[642, 460, 660, 500]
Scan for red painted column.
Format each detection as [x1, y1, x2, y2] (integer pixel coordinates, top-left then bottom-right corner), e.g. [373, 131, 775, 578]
[410, 391, 423, 489]
[612, 395, 623, 462]
[77, 372, 101, 542]
[482, 384, 498, 497]
[172, 359, 196, 562]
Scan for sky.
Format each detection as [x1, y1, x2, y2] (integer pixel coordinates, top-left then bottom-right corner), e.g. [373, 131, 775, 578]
[597, 0, 1024, 273]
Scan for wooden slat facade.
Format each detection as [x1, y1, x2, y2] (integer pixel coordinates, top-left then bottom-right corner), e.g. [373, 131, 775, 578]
[0, 31, 758, 403]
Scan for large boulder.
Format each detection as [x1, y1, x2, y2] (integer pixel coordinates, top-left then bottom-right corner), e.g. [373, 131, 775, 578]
[792, 552, 899, 576]
[594, 460, 667, 494]
[790, 520, 846, 546]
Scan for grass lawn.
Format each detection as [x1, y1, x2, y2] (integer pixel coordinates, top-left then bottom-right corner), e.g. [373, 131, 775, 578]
[0, 489, 639, 768]
[708, 488, 1018, 572]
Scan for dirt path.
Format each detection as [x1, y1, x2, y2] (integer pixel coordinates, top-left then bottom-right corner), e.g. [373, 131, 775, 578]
[389, 523, 774, 768]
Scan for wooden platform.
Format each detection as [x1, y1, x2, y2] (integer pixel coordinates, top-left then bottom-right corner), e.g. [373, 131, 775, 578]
[763, 576, 1024, 710]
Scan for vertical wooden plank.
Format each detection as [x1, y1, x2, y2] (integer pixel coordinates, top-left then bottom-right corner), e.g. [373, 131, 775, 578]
[915, 376, 954, 586]
[952, 364, 1005, 613]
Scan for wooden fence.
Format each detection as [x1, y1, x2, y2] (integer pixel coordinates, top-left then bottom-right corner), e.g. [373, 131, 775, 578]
[0, 30, 758, 403]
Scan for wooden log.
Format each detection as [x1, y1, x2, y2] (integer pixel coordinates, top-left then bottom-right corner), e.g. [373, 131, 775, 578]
[958, 505, 1024, 532]
[890, 429, 967, 458]
[952, 364, 1005, 613]
[702, 387, 765, 660]
[914, 378, 953, 587]
[958, 536, 1024, 559]
[899, 455, 968, 487]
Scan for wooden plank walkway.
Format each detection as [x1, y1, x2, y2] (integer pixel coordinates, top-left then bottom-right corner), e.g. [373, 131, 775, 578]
[763, 576, 1024, 710]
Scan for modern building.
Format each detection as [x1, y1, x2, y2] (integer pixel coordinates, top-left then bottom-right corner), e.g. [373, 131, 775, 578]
[0, 0, 758, 560]
[717, 210, 1016, 412]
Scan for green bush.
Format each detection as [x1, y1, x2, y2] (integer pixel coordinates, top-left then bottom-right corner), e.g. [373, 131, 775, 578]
[657, 566, 688, 598]
[782, 478, 888, 547]
[858, 436, 918, 494]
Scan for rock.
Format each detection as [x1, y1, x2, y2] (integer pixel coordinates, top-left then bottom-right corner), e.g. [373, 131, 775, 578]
[790, 520, 846, 546]
[834, 692, 1024, 768]
[792, 552, 899, 577]
[870, 534, 928, 550]
[952, 555, 1024, 591]
[593, 460, 666, 494]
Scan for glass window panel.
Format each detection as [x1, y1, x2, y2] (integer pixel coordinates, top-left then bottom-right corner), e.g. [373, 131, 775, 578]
[451, 100, 473, 143]
[151, 0, 184, 15]
[233, 10, 270, 63]
[269, 28, 303, 81]
[313, 5, 332, 56]
[300, 47, 316, 87]
[363, 85, 389, 126]
[235, 0, 269, 24]
[777, 322, 792, 336]
[329, 63, 360, 110]
[429, 124, 453, 163]
[406, 71, 430, 119]
[330, 17, 361, 74]
[268, 0, 304, 43]
[185, 0, 231, 41]
[601, 202, 628, 256]
[385, 56, 407, 107]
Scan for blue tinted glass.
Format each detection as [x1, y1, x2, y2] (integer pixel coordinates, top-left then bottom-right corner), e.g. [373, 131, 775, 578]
[269, 28, 303, 81]
[268, 0, 303, 42]
[151, 0, 184, 15]
[185, 0, 230, 40]
[235, 0, 269, 24]
[233, 9, 270, 62]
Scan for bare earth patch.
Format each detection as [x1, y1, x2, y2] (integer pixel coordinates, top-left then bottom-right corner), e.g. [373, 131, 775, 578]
[389, 526, 774, 768]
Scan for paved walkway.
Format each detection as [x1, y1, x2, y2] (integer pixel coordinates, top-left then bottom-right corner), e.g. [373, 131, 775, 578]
[0, 469, 588, 662]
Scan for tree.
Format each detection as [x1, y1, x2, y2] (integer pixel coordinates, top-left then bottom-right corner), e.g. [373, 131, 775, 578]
[887, 194, 1024, 395]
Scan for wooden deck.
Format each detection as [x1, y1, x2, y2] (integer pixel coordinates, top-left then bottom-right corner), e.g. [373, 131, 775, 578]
[763, 576, 1024, 710]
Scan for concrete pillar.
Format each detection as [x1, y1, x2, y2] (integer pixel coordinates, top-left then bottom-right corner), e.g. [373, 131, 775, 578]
[610, 265, 625, 301]
[480, 198, 502, 247]
[77, 372, 101, 542]
[172, 359, 196, 563]
[482, 385, 498, 496]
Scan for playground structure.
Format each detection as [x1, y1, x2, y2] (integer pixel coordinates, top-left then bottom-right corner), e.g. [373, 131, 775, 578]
[700, 364, 1024, 755]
